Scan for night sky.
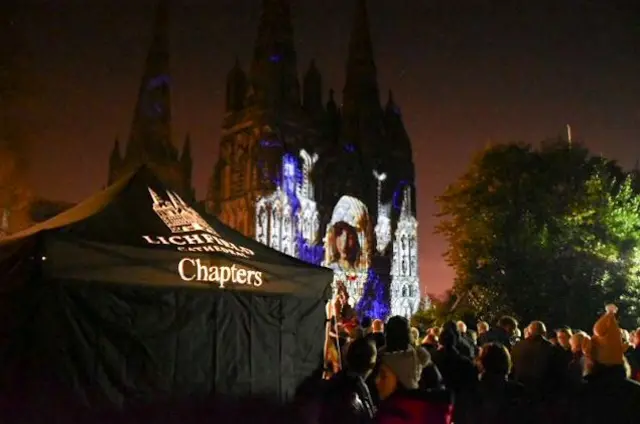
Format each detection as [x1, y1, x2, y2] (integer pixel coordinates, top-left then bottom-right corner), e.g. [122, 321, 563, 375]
[15, 0, 640, 295]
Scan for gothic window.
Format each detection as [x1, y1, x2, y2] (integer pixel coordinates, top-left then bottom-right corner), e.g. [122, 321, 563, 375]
[402, 285, 408, 297]
[256, 201, 270, 245]
[270, 200, 283, 250]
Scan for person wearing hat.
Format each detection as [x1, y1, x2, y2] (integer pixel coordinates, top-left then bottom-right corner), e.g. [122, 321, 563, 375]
[570, 305, 640, 424]
[375, 346, 451, 424]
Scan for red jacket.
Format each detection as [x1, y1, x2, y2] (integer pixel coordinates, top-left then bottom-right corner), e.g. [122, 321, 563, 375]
[376, 389, 452, 424]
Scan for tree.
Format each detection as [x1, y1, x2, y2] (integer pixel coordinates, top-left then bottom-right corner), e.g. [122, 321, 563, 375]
[410, 290, 475, 330]
[436, 140, 640, 329]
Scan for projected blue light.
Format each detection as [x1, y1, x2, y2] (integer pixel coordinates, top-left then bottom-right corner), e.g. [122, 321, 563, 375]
[356, 269, 390, 320]
[393, 181, 410, 211]
[282, 153, 300, 211]
[270, 54, 282, 63]
[344, 143, 356, 153]
[297, 234, 324, 265]
[147, 74, 170, 89]
[260, 139, 283, 148]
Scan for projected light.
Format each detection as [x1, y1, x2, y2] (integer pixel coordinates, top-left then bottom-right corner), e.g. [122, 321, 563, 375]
[255, 151, 320, 262]
[390, 185, 420, 319]
[252, 148, 419, 321]
[373, 170, 391, 254]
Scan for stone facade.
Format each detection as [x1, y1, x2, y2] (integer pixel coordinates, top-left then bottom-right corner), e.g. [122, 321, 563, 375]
[207, 0, 421, 317]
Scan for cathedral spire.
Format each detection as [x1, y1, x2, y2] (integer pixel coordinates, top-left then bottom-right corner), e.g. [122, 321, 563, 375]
[250, 0, 300, 109]
[124, 0, 176, 163]
[342, 0, 380, 116]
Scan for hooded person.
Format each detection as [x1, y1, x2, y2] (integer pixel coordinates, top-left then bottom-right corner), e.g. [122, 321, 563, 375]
[570, 305, 640, 424]
[375, 346, 451, 424]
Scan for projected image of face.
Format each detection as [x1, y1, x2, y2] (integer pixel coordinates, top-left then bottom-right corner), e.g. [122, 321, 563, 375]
[324, 195, 373, 274]
[329, 221, 360, 272]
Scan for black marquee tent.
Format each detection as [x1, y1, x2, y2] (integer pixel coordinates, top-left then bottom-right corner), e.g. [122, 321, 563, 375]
[0, 167, 332, 413]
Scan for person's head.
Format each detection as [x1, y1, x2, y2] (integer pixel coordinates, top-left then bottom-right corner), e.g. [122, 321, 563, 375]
[634, 328, 640, 346]
[331, 222, 360, 263]
[429, 327, 442, 337]
[527, 321, 546, 337]
[456, 321, 467, 334]
[375, 347, 429, 400]
[372, 319, 384, 333]
[346, 338, 377, 379]
[422, 333, 438, 345]
[556, 327, 573, 349]
[498, 316, 518, 336]
[439, 321, 460, 348]
[477, 321, 489, 335]
[477, 343, 512, 377]
[410, 327, 420, 345]
[570, 331, 589, 354]
[385, 316, 412, 351]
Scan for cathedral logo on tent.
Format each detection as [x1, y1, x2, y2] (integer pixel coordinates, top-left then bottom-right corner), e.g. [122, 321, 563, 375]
[142, 188, 255, 259]
[148, 188, 218, 235]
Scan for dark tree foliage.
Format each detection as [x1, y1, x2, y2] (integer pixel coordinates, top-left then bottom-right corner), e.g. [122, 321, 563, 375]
[436, 140, 640, 330]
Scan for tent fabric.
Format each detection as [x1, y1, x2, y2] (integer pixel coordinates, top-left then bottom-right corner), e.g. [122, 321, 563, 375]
[0, 167, 332, 414]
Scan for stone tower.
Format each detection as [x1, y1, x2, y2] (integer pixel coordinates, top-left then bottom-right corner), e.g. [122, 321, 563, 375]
[207, 0, 325, 238]
[107, 0, 193, 198]
[390, 186, 420, 318]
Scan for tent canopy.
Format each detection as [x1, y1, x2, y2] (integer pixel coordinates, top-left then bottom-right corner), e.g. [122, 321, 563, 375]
[0, 168, 332, 412]
[2, 167, 332, 298]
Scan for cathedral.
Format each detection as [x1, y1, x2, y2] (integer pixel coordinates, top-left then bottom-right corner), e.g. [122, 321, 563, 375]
[104, 0, 422, 319]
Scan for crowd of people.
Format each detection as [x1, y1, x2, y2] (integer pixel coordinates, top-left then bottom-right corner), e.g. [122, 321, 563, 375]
[313, 289, 640, 424]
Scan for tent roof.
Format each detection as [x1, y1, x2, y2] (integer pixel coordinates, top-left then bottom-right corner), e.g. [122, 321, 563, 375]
[1, 167, 333, 297]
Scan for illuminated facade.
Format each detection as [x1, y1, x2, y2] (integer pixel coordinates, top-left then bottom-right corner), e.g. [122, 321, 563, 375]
[207, 0, 419, 319]
[390, 186, 420, 318]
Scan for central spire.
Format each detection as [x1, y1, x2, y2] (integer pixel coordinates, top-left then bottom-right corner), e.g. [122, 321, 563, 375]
[249, 0, 300, 109]
[125, 0, 176, 163]
[342, 0, 381, 116]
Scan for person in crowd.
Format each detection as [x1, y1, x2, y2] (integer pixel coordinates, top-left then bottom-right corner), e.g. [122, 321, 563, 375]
[457, 343, 526, 424]
[556, 327, 573, 350]
[570, 305, 640, 424]
[320, 337, 378, 424]
[432, 321, 478, 395]
[567, 331, 589, 385]
[523, 325, 531, 339]
[440, 321, 473, 358]
[476, 321, 490, 346]
[342, 326, 365, 369]
[375, 347, 452, 424]
[554, 327, 574, 371]
[510, 321, 561, 396]
[367, 319, 386, 349]
[421, 333, 439, 357]
[484, 316, 518, 350]
[457, 321, 478, 356]
[410, 327, 421, 347]
[430, 326, 442, 338]
[385, 316, 413, 351]
[547, 329, 558, 346]
[627, 328, 640, 381]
